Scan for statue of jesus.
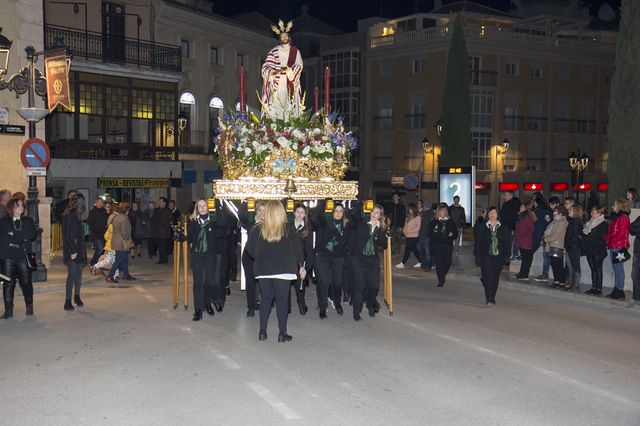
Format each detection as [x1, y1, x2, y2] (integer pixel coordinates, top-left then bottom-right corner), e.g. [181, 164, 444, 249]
[261, 20, 303, 120]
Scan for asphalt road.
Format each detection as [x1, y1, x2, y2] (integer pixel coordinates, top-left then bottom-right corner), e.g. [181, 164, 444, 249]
[1, 258, 639, 425]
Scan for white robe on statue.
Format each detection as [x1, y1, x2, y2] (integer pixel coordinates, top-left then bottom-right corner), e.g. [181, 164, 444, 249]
[261, 43, 303, 121]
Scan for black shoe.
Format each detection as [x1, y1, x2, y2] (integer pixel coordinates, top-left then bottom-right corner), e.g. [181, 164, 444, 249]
[226, 287, 231, 296]
[25, 303, 33, 315]
[585, 288, 595, 294]
[437, 282, 444, 287]
[353, 312, 361, 321]
[258, 330, 268, 341]
[319, 309, 327, 319]
[288, 307, 291, 314]
[155, 261, 167, 264]
[64, 300, 75, 312]
[374, 302, 380, 313]
[368, 307, 376, 317]
[591, 289, 602, 295]
[298, 303, 306, 316]
[205, 303, 215, 316]
[608, 288, 626, 300]
[278, 333, 292, 342]
[213, 301, 223, 313]
[247, 309, 255, 318]
[73, 295, 83, 307]
[192, 310, 203, 321]
[335, 303, 343, 315]
[1, 308, 13, 319]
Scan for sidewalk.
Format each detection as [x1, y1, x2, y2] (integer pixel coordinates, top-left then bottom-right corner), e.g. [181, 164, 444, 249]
[392, 245, 640, 312]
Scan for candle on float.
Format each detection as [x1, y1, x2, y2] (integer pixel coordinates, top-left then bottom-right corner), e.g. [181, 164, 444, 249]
[314, 86, 319, 113]
[239, 65, 246, 115]
[324, 67, 330, 113]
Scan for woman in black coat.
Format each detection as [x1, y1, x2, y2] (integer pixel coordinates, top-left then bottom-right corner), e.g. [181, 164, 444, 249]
[239, 201, 266, 317]
[62, 197, 88, 311]
[475, 207, 511, 306]
[187, 198, 225, 321]
[288, 204, 314, 315]
[564, 204, 584, 291]
[580, 205, 609, 295]
[428, 203, 459, 287]
[245, 201, 305, 342]
[0, 198, 38, 319]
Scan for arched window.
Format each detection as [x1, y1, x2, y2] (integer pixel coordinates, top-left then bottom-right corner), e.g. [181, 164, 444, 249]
[179, 91, 196, 146]
[209, 96, 224, 150]
[209, 97, 223, 109]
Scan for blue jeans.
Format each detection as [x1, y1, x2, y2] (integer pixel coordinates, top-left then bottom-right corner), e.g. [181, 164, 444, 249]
[108, 251, 130, 278]
[610, 249, 626, 290]
[418, 239, 431, 269]
[90, 238, 105, 266]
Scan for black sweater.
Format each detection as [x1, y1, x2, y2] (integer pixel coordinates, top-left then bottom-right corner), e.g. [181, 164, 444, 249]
[187, 214, 226, 255]
[62, 212, 87, 263]
[579, 221, 608, 258]
[309, 200, 350, 257]
[0, 216, 38, 262]
[346, 201, 388, 258]
[245, 226, 303, 277]
[290, 221, 314, 269]
[564, 217, 584, 250]
[87, 207, 109, 240]
[428, 218, 459, 249]
[474, 221, 511, 263]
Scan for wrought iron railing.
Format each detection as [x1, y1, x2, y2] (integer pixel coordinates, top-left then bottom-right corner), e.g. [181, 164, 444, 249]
[45, 25, 181, 72]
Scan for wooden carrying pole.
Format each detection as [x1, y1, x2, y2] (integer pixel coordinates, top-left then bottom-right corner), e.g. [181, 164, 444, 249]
[182, 220, 189, 311]
[172, 220, 190, 310]
[172, 238, 180, 309]
[383, 234, 393, 315]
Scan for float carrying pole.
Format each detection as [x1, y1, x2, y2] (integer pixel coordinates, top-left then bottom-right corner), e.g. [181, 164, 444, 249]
[383, 234, 393, 315]
[182, 220, 189, 311]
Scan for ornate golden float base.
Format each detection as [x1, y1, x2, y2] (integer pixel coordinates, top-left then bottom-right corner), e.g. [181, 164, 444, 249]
[213, 179, 359, 200]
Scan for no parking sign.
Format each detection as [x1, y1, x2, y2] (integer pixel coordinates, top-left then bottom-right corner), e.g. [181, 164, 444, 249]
[20, 138, 51, 169]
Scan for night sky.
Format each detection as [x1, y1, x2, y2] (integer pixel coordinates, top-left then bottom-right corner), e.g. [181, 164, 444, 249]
[214, 0, 618, 33]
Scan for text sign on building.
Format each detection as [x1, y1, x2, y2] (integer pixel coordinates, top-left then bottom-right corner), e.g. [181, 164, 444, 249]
[438, 166, 475, 224]
[0, 124, 25, 135]
[44, 48, 72, 112]
[20, 138, 51, 168]
[0, 107, 8, 125]
[26, 167, 47, 176]
[97, 178, 170, 188]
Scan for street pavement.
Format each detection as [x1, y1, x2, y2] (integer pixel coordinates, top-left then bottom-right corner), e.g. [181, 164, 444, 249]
[1, 249, 640, 425]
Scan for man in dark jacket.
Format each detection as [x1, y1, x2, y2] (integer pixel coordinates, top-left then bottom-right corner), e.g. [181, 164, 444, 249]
[418, 203, 436, 270]
[87, 197, 109, 266]
[385, 192, 406, 255]
[448, 196, 466, 255]
[500, 191, 521, 261]
[630, 215, 640, 302]
[153, 197, 173, 264]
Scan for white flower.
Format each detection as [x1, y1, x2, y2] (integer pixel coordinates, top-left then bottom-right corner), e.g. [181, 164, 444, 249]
[277, 136, 290, 149]
[270, 123, 277, 130]
[302, 146, 310, 155]
[244, 147, 252, 156]
[292, 129, 304, 139]
[313, 128, 322, 135]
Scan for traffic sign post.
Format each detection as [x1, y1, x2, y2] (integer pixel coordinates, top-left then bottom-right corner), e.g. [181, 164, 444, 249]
[20, 138, 51, 169]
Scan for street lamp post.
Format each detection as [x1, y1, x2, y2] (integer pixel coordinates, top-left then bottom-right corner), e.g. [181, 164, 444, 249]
[495, 139, 509, 204]
[0, 32, 71, 281]
[422, 137, 434, 198]
[568, 150, 589, 203]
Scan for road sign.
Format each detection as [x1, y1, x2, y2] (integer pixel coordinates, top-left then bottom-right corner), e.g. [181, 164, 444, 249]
[20, 138, 51, 168]
[403, 173, 419, 190]
[391, 176, 404, 186]
[26, 167, 47, 176]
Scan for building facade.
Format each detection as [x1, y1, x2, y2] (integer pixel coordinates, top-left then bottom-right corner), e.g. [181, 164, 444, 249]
[362, 1, 616, 210]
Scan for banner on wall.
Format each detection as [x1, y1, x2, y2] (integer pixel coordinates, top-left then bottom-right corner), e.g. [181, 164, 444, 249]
[44, 48, 72, 112]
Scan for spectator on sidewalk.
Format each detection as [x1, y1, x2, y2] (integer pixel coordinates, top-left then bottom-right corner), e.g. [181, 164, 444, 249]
[0, 189, 11, 218]
[500, 191, 521, 261]
[626, 188, 640, 209]
[62, 197, 87, 311]
[87, 196, 108, 267]
[581, 206, 609, 296]
[564, 203, 584, 291]
[605, 199, 631, 300]
[448, 196, 466, 256]
[475, 207, 510, 306]
[514, 200, 536, 280]
[153, 197, 172, 264]
[396, 203, 421, 269]
[106, 203, 136, 283]
[429, 203, 458, 288]
[128, 201, 143, 258]
[140, 201, 156, 258]
[533, 195, 554, 282]
[543, 206, 568, 288]
[418, 203, 436, 271]
[629, 215, 640, 302]
[386, 192, 406, 255]
[54, 190, 77, 223]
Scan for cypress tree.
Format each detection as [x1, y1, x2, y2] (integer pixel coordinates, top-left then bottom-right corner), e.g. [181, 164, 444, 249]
[608, 0, 640, 200]
[440, 16, 472, 167]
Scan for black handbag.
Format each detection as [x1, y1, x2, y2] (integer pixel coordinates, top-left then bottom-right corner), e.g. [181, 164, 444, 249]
[25, 251, 37, 271]
[612, 248, 631, 264]
[549, 247, 564, 258]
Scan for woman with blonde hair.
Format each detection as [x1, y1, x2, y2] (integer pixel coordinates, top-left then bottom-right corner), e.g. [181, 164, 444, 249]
[245, 201, 305, 342]
[428, 203, 458, 287]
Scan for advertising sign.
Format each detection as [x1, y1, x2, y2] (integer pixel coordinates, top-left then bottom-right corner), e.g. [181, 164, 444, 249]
[97, 178, 170, 188]
[438, 166, 475, 224]
[44, 48, 72, 112]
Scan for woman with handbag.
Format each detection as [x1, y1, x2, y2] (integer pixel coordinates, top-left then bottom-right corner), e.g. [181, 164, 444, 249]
[428, 203, 458, 287]
[62, 197, 87, 311]
[0, 198, 38, 319]
[245, 201, 305, 342]
[543, 206, 568, 288]
[475, 207, 510, 306]
[564, 204, 585, 291]
[581, 205, 609, 295]
[605, 199, 631, 300]
[106, 203, 136, 283]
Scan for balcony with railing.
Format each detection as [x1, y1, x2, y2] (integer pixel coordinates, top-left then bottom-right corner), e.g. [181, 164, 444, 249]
[554, 118, 598, 134]
[404, 113, 426, 129]
[45, 25, 182, 73]
[51, 143, 178, 161]
[374, 115, 394, 130]
[527, 116, 548, 132]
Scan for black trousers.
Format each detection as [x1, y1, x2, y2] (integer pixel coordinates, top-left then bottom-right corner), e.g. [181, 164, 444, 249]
[314, 254, 344, 310]
[550, 255, 566, 283]
[259, 278, 289, 334]
[288, 277, 308, 311]
[566, 246, 581, 275]
[481, 255, 503, 303]
[432, 245, 453, 285]
[156, 238, 168, 263]
[65, 260, 83, 300]
[342, 255, 356, 299]
[632, 253, 640, 300]
[191, 253, 221, 310]
[518, 248, 534, 277]
[242, 251, 259, 310]
[146, 238, 157, 257]
[402, 237, 421, 264]
[228, 238, 238, 281]
[586, 254, 605, 290]
[1, 258, 33, 308]
[352, 255, 381, 314]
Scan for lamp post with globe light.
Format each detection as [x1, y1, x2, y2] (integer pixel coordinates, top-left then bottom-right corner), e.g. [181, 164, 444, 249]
[568, 151, 589, 203]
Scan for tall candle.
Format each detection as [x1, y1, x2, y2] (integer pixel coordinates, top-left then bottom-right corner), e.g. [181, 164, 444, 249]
[239, 65, 246, 115]
[324, 67, 330, 113]
[314, 86, 319, 113]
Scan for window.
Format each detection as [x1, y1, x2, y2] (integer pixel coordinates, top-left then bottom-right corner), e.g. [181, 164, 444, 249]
[505, 61, 519, 76]
[209, 97, 224, 149]
[470, 88, 493, 129]
[179, 91, 196, 146]
[236, 53, 244, 68]
[378, 108, 393, 130]
[472, 131, 492, 171]
[554, 96, 570, 132]
[397, 18, 416, 33]
[556, 63, 571, 80]
[210, 47, 218, 65]
[468, 56, 480, 85]
[527, 95, 544, 131]
[527, 141, 543, 171]
[576, 97, 593, 133]
[179, 92, 196, 105]
[412, 57, 425, 74]
[105, 86, 129, 144]
[529, 63, 543, 79]
[579, 65, 593, 82]
[322, 50, 360, 89]
[408, 102, 425, 129]
[553, 141, 567, 171]
[181, 40, 190, 58]
[379, 60, 393, 78]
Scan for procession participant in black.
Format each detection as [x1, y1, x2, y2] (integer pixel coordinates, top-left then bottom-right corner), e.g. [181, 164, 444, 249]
[62, 197, 87, 311]
[310, 200, 350, 318]
[350, 203, 388, 320]
[0, 198, 38, 319]
[428, 203, 458, 287]
[216, 200, 239, 298]
[475, 207, 510, 306]
[187, 199, 224, 321]
[245, 201, 305, 342]
[239, 201, 266, 317]
[287, 204, 314, 315]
